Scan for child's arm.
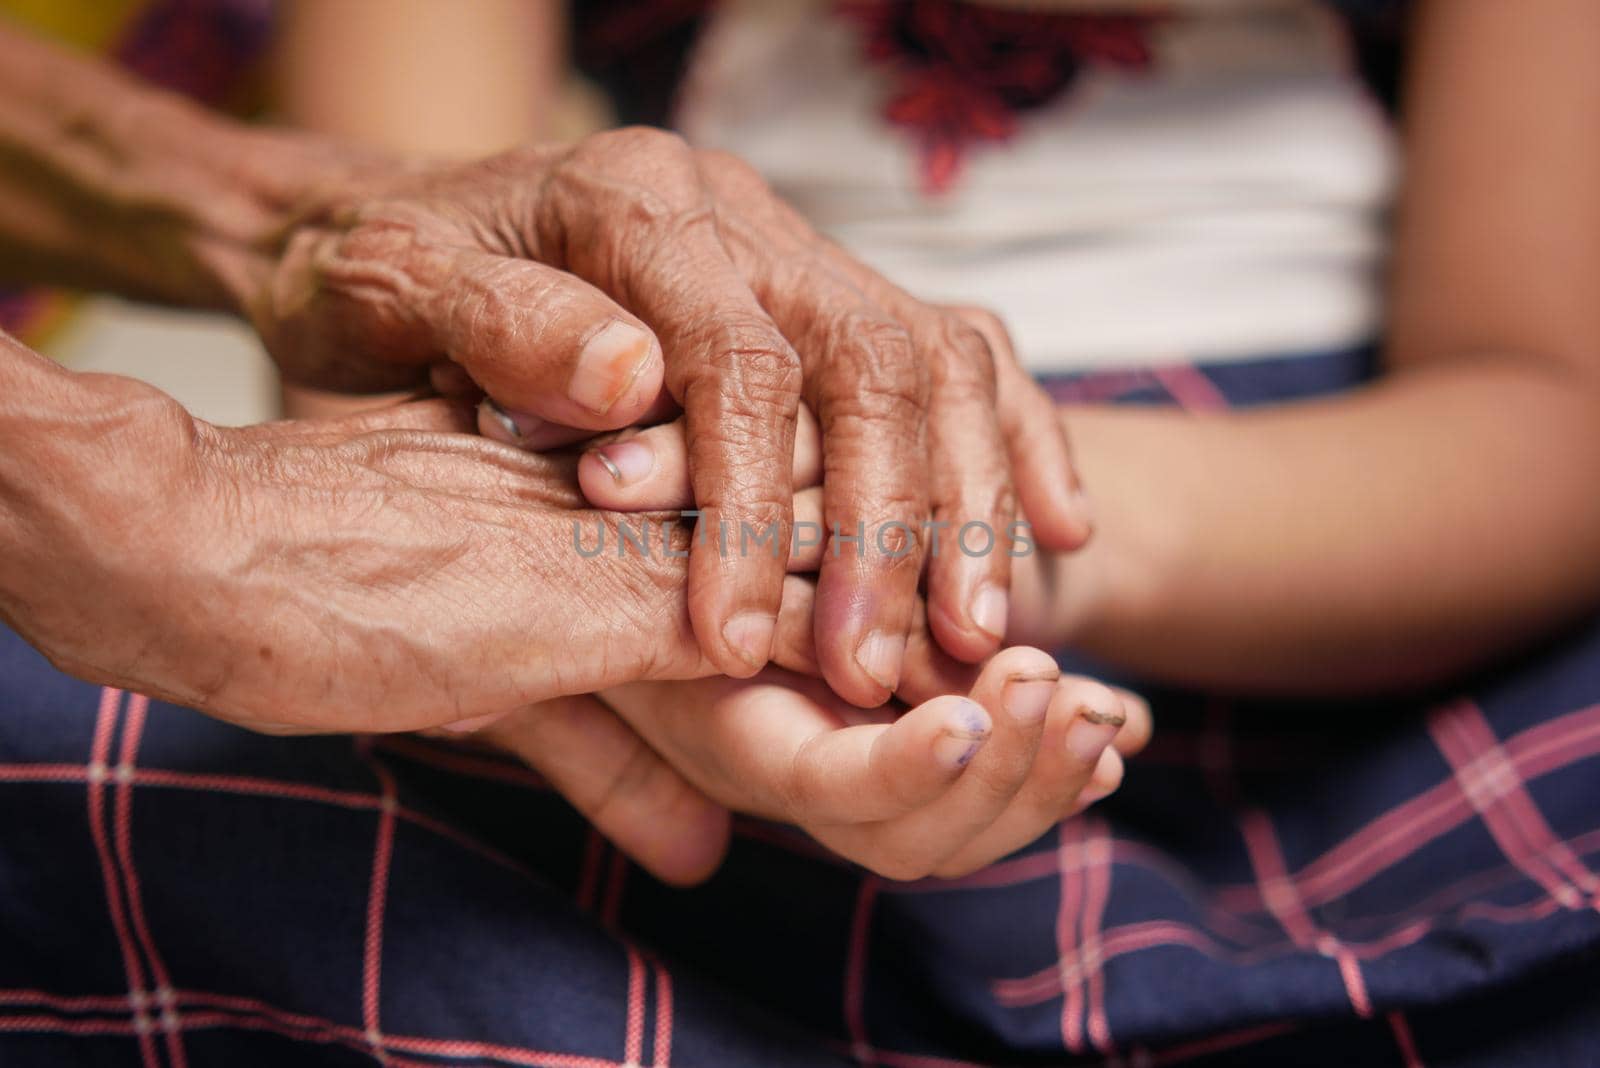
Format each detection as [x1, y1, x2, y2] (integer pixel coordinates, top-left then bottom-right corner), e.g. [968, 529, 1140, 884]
[1011, 0, 1600, 694]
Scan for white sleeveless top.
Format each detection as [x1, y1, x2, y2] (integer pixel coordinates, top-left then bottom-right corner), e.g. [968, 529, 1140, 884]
[677, 0, 1398, 373]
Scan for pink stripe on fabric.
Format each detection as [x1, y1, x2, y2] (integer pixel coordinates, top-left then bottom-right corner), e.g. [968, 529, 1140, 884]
[374, 736, 548, 790]
[180, 990, 623, 1067]
[131, 768, 383, 810]
[1081, 819, 1116, 1054]
[994, 871, 1585, 1008]
[1055, 820, 1086, 1053]
[623, 947, 646, 1067]
[1216, 703, 1600, 913]
[0, 987, 629, 1068]
[652, 956, 674, 1067]
[0, 763, 96, 783]
[1152, 364, 1229, 412]
[113, 695, 187, 1068]
[1428, 702, 1586, 910]
[361, 755, 399, 1065]
[1388, 1011, 1425, 1068]
[1240, 809, 1371, 1017]
[86, 687, 159, 1068]
[1147, 1021, 1298, 1066]
[0, 990, 133, 1011]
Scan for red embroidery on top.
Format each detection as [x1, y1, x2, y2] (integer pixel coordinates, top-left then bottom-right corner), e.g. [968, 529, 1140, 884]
[838, 1, 1165, 194]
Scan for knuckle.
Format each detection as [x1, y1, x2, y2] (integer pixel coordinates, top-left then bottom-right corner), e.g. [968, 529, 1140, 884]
[696, 148, 768, 194]
[593, 125, 692, 160]
[681, 320, 803, 414]
[929, 319, 998, 402]
[823, 312, 925, 396]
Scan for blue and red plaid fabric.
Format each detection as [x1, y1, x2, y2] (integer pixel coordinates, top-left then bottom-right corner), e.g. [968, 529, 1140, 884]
[4, 348, 1599, 1067]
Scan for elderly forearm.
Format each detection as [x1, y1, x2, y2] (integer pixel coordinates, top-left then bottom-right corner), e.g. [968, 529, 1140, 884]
[0, 20, 340, 311]
[0, 335, 182, 669]
[1027, 359, 1600, 695]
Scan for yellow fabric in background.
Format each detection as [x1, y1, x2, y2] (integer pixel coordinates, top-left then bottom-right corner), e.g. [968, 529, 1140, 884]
[0, 0, 144, 53]
[0, 1, 147, 347]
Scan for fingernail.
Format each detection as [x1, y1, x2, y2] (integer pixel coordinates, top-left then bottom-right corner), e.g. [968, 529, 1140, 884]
[571, 320, 657, 415]
[933, 698, 992, 769]
[854, 629, 906, 691]
[1003, 671, 1057, 725]
[722, 611, 776, 669]
[479, 397, 542, 445]
[971, 582, 1009, 640]
[592, 439, 655, 487]
[1064, 703, 1125, 762]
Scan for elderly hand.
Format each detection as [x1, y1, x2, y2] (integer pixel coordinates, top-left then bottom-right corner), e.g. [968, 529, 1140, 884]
[0, 353, 824, 736]
[248, 130, 1092, 710]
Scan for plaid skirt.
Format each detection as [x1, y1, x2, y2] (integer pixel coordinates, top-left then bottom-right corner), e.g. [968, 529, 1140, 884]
[2, 349, 1598, 1068]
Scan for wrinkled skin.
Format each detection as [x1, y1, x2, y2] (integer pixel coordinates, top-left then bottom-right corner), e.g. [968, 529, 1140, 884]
[3, 375, 792, 735]
[251, 129, 1092, 707]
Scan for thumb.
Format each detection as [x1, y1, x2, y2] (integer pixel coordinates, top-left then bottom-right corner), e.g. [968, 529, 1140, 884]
[427, 248, 664, 443]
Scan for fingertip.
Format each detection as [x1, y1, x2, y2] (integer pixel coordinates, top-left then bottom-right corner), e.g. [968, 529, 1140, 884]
[978, 645, 1060, 693]
[1020, 482, 1094, 553]
[479, 397, 596, 451]
[927, 586, 1006, 664]
[479, 397, 541, 447]
[1111, 686, 1153, 757]
[929, 696, 993, 770]
[570, 319, 664, 419]
[1079, 747, 1125, 807]
[647, 802, 732, 887]
[578, 438, 658, 507]
[1058, 678, 1126, 765]
[720, 610, 777, 678]
[851, 627, 907, 702]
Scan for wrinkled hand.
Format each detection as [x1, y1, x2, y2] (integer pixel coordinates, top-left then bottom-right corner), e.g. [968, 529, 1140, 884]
[6, 375, 825, 735]
[476, 647, 1150, 884]
[250, 129, 1091, 708]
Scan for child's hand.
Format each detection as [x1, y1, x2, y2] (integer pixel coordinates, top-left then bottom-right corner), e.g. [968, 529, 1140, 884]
[595, 645, 1147, 882]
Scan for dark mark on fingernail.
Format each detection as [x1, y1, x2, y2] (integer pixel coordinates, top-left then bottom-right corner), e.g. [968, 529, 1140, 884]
[1078, 704, 1127, 727]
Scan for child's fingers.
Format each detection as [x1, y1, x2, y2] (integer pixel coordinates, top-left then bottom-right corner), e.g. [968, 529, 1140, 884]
[812, 646, 1058, 881]
[604, 669, 985, 828]
[1074, 747, 1125, 813]
[779, 694, 993, 825]
[930, 676, 1128, 877]
[577, 405, 822, 512]
[479, 696, 731, 887]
